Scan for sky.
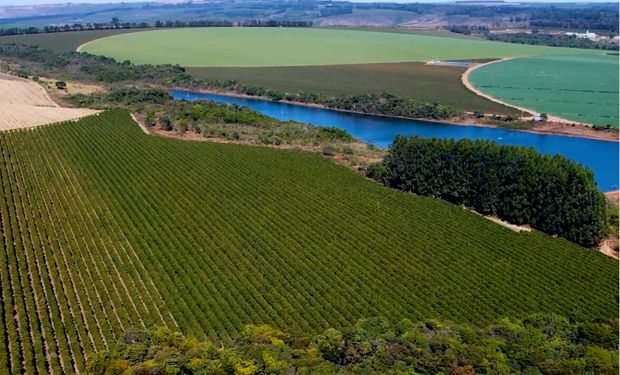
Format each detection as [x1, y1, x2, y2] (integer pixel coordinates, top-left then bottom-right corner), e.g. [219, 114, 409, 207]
[0, 0, 613, 5]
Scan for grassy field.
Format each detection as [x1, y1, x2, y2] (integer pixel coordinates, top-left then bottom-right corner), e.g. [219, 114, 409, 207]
[0, 27, 476, 54]
[469, 54, 620, 126]
[188, 62, 518, 114]
[80, 27, 600, 67]
[0, 29, 144, 53]
[0, 110, 616, 374]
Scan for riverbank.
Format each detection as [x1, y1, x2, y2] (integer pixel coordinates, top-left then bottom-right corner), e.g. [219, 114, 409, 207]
[172, 88, 619, 191]
[174, 87, 619, 142]
[129, 110, 383, 170]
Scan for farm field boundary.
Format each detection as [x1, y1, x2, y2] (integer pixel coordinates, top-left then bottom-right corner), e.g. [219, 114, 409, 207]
[467, 54, 620, 127]
[461, 59, 575, 122]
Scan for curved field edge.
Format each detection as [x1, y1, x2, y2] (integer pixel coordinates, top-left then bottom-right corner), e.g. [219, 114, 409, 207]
[0, 110, 616, 373]
[187, 62, 520, 115]
[0, 29, 146, 53]
[79, 27, 601, 67]
[467, 54, 620, 127]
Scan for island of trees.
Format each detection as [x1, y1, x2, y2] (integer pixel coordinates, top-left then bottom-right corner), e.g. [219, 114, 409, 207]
[369, 135, 608, 247]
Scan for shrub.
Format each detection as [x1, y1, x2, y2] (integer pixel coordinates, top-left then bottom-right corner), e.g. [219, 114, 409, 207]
[342, 145, 354, 155]
[144, 111, 156, 127]
[321, 144, 338, 156]
[365, 162, 385, 181]
[159, 115, 173, 131]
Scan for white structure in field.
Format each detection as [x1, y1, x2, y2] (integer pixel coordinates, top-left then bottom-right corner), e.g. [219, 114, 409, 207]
[565, 30, 598, 40]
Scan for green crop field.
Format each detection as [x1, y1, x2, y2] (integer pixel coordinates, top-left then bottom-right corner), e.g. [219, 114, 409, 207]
[0, 110, 616, 374]
[188, 62, 518, 115]
[469, 54, 620, 126]
[0, 29, 144, 53]
[80, 27, 600, 67]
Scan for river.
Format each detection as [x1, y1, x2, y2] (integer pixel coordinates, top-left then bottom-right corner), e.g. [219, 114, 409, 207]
[171, 90, 619, 191]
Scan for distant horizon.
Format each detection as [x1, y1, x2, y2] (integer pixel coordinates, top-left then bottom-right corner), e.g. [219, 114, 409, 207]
[1, 0, 616, 7]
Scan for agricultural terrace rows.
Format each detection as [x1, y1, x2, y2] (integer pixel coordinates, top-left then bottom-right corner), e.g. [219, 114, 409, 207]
[0, 110, 617, 373]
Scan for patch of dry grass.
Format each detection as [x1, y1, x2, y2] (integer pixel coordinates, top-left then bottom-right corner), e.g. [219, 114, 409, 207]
[0, 73, 98, 131]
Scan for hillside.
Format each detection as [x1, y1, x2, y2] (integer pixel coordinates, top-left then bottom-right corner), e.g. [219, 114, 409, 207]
[0, 73, 97, 131]
[0, 110, 617, 374]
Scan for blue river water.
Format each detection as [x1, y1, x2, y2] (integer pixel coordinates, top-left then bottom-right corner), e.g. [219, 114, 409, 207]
[171, 90, 619, 191]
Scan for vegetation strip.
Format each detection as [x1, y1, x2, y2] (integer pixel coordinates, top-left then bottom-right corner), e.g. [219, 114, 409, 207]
[87, 317, 619, 374]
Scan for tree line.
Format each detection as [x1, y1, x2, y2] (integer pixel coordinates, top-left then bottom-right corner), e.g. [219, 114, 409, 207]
[369, 135, 608, 248]
[487, 32, 619, 51]
[529, 7, 619, 33]
[0, 18, 312, 37]
[205, 80, 458, 121]
[88, 314, 618, 374]
[0, 43, 193, 84]
[449, 25, 618, 50]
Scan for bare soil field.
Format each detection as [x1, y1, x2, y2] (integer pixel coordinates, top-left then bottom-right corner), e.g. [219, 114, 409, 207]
[0, 73, 97, 131]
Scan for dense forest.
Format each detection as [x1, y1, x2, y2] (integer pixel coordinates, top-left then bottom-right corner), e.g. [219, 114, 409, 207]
[88, 314, 618, 375]
[529, 7, 619, 32]
[371, 136, 608, 247]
